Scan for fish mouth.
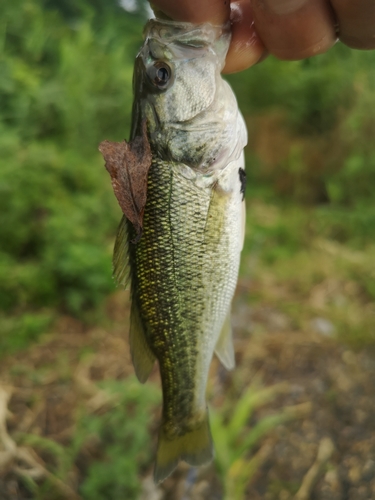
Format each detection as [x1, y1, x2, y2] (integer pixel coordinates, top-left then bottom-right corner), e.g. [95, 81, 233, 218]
[144, 18, 231, 54]
[140, 18, 231, 74]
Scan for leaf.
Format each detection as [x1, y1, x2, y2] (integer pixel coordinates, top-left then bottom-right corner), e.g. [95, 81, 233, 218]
[99, 120, 152, 242]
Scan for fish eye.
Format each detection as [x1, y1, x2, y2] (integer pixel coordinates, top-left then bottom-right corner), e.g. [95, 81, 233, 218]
[155, 66, 169, 84]
[147, 61, 173, 89]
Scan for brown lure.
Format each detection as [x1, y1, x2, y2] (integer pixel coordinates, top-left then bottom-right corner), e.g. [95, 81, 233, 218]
[99, 120, 151, 243]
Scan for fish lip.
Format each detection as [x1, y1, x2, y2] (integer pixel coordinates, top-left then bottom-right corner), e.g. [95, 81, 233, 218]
[142, 18, 231, 66]
[144, 18, 231, 45]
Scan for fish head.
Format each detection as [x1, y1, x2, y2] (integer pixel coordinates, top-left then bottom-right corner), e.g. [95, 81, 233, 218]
[131, 19, 240, 171]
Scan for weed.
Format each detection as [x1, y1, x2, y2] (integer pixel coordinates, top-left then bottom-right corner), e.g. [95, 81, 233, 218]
[77, 378, 160, 500]
[15, 377, 160, 499]
[211, 381, 310, 500]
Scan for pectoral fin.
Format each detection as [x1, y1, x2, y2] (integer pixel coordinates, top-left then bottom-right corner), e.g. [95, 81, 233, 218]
[214, 312, 235, 370]
[129, 300, 156, 383]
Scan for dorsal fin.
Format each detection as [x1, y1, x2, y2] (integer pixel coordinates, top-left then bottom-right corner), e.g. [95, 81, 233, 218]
[113, 215, 130, 288]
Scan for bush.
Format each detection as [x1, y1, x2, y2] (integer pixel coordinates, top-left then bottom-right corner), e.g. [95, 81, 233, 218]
[227, 44, 375, 211]
[0, 0, 144, 322]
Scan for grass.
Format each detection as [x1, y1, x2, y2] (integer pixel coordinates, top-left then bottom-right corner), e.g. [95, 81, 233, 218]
[14, 377, 161, 500]
[241, 198, 375, 348]
[209, 373, 313, 500]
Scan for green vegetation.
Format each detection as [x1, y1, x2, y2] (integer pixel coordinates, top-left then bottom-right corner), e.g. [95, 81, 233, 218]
[241, 201, 375, 347]
[211, 382, 310, 500]
[228, 44, 375, 208]
[0, 0, 143, 351]
[77, 379, 160, 500]
[15, 377, 160, 499]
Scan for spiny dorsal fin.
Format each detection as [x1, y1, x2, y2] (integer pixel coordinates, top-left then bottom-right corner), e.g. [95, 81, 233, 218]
[214, 311, 235, 370]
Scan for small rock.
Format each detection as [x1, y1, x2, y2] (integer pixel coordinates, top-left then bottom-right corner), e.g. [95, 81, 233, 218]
[324, 469, 341, 491]
[362, 459, 375, 481]
[139, 476, 163, 500]
[279, 490, 291, 500]
[342, 350, 357, 366]
[310, 317, 335, 337]
[348, 465, 362, 485]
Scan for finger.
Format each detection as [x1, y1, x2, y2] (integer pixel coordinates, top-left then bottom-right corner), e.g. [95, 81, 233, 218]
[330, 0, 375, 49]
[251, 0, 337, 60]
[150, 0, 230, 25]
[223, 0, 266, 73]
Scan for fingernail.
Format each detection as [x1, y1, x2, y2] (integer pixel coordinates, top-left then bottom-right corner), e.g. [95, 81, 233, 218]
[264, 0, 308, 15]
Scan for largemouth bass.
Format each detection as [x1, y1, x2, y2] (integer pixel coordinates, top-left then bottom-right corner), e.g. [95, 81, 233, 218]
[99, 17, 247, 483]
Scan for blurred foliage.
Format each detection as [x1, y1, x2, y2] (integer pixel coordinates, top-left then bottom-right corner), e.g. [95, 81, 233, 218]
[0, 0, 145, 348]
[1, 0, 375, 349]
[242, 201, 375, 348]
[227, 44, 375, 210]
[0, 311, 52, 356]
[16, 377, 160, 499]
[77, 378, 160, 500]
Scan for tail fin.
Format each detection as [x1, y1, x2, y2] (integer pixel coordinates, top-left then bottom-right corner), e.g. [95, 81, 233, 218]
[154, 414, 213, 483]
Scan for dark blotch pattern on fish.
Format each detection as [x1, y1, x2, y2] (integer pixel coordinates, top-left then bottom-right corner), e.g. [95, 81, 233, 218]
[239, 167, 246, 201]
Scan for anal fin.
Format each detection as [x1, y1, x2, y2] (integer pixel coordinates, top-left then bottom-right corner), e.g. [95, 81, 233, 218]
[129, 300, 155, 383]
[214, 311, 235, 370]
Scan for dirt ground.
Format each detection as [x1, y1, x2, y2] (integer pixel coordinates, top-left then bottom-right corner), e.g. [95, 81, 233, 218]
[0, 287, 375, 500]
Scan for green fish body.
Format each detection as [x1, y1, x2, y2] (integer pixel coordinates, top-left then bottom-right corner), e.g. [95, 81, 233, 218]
[101, 18, 247, 483]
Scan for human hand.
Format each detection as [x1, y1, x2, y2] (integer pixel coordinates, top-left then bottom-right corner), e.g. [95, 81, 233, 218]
[151, 0, 375, 73]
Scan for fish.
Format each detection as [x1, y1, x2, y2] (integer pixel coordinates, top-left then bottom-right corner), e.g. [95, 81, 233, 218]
[99, 17, 248, 483]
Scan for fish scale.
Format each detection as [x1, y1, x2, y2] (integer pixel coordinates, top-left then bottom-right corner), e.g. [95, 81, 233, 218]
[129, 153, 242, 430]
[130, 160, 207, 418]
